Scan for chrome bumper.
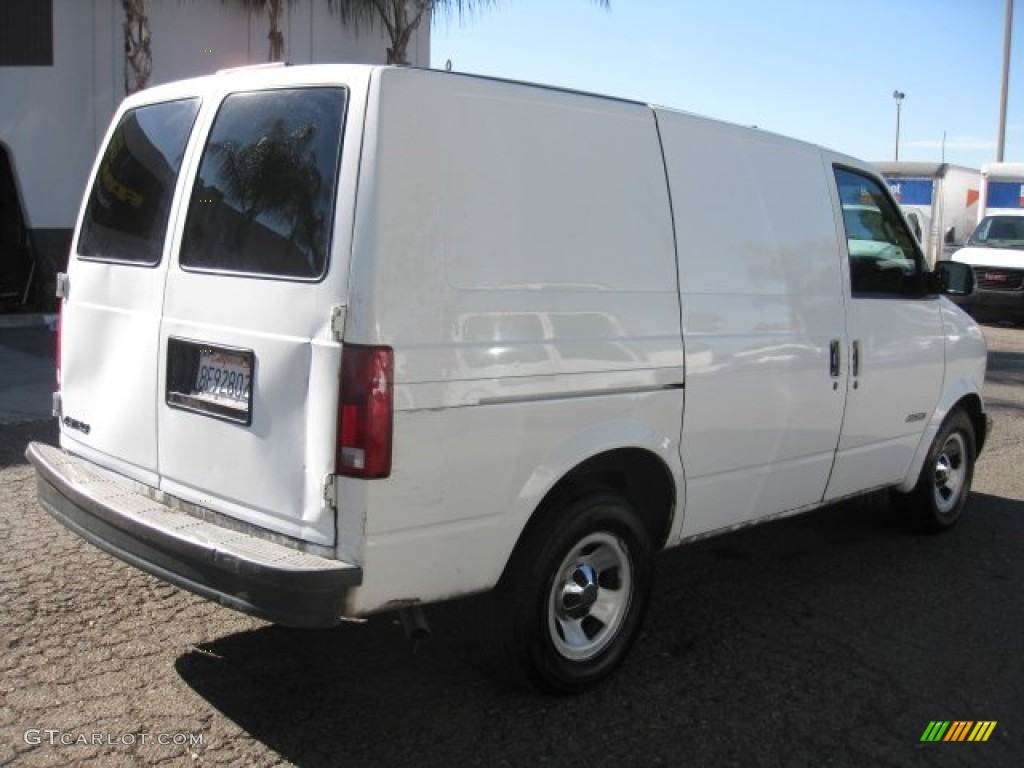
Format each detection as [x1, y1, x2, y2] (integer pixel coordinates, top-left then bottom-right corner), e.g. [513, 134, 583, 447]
[25, 442, 361, 628]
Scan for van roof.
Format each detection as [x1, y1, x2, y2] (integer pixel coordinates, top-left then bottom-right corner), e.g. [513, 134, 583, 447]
[981, 162, 1024, 178]
[121, 63, 860, 167]
[872, 161, 981, 177]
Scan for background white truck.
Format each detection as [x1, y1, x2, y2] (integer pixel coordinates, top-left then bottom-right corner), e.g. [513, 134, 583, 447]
[875, 162, 980, 266]
[978, 162, 1024, 221]
[948, 162, 1024, 322]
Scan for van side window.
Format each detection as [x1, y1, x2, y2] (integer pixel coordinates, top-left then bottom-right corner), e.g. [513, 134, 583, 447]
[78, 98, 200, 265]
[834, 167, 924, 296]
[179, 88, 347, 280]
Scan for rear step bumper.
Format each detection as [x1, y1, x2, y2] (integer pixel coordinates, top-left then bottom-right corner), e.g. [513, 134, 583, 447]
[25, 442, 362, 628]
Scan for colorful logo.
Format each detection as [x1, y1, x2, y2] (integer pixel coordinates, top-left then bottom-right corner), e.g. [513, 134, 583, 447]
[986, 181, 1024, 210]
[885, 178, 933, 206]
[920, 721, 997, 742]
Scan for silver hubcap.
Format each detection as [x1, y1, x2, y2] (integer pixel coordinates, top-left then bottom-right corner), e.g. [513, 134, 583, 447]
[933, 432, 967, 514]
[548, 532, 632, 661]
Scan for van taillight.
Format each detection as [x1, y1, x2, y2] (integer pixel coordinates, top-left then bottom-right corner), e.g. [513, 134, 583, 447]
[336, 344, 394, 479]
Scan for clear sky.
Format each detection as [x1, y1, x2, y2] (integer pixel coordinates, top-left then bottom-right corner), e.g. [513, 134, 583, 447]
[430, 0, 1023, 169]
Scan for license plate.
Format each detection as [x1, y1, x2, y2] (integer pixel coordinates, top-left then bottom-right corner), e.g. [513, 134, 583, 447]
[195, 349, 252, 404]
[166, 338, 254, 425]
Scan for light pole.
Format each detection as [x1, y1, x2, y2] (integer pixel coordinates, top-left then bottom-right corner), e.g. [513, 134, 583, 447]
[893, 90, 905, 162]
[996, 0, 1013, 161]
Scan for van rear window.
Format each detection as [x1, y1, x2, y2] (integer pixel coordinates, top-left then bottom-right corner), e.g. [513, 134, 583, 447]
[78, 98, 200, 265]
[179, 87, 347, 280]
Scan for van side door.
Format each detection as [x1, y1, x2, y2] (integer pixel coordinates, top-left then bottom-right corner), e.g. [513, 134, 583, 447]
[656, 112, 850, 537]
[825, 165, 945, 500]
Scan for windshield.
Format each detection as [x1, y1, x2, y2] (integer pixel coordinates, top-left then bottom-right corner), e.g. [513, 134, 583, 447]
[968, 215, 1024, 250]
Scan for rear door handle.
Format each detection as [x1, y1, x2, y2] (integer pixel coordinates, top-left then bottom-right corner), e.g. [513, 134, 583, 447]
[851, 340, 861, 378]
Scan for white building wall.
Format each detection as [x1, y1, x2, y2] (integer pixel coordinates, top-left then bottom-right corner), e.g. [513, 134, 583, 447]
[1, 1, 107, 231]
[0, 0, 427, 243]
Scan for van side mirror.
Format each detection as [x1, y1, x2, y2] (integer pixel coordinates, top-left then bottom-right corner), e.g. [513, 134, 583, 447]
[943, 226, 956, 245]
[932, 261, 974, 296]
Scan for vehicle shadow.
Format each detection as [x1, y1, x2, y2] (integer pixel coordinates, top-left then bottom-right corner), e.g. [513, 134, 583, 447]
[174, 596, 547, 767]
[0, 418, 56, 468]
[174, 490, 1024, 768]
[987, 345, 1024, 384]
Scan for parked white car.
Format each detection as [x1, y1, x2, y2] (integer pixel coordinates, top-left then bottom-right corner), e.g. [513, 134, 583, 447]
[27, 64, 989, 693]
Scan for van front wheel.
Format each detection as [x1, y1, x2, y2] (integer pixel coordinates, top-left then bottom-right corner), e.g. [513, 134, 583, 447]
[894, 408, 976, 532]
[492, 491, 652, 694]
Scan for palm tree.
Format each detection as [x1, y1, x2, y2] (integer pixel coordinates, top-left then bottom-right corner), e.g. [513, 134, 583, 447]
[122, 0, 152, 94]
[225, 0, 294, 61]
[328, 0, 610, 67]
[124, 0, 608, 95]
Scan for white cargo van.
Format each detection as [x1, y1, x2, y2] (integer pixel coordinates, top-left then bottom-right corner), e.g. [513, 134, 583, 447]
[27, 64, 989, 693]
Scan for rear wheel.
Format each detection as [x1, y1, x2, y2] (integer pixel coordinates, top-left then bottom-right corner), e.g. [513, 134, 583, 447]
[893, 408, 976, 532]
[490, 490, 652, 694]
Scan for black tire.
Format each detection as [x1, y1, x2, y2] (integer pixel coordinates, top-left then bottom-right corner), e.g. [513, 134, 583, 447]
[893, 408, 976, 532]
[489, 490, 653, 694]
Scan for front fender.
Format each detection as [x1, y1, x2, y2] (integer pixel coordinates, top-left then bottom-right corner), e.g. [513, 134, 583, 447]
[898, 303, 988, 492]
[897, 380, 984, 493]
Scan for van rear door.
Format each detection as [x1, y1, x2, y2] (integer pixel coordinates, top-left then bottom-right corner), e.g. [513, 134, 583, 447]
[157, 78, 357, 547]
[59, 97, 201, 484]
